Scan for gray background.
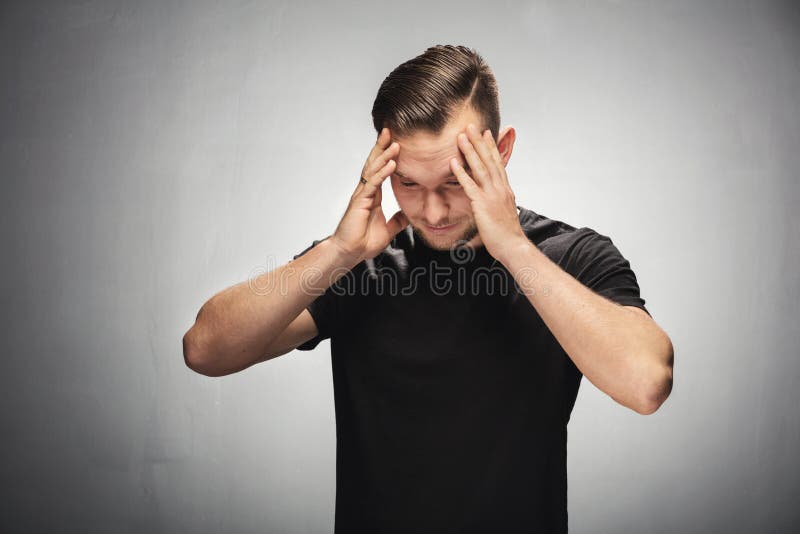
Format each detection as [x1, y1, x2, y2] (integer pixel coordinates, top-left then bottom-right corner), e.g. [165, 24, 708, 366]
[2, 0, 798, 532]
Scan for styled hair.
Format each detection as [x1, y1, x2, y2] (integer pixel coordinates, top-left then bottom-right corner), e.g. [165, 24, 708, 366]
[371, 45, 500, 140]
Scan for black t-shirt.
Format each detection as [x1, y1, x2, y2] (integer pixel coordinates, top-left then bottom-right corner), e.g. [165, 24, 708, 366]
[291, 206, 648, 534]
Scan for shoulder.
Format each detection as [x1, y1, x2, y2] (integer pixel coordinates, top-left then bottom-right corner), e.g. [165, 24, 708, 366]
[516, 206, 629, 268]
[517, 206, 587, 261]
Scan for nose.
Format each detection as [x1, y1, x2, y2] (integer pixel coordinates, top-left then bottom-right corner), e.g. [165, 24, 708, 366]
[423, 190, 449, 226]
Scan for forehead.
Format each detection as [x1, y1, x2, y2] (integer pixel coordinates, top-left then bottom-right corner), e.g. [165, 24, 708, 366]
[393, 105, 482, 180]
[393, 132, 462, 177]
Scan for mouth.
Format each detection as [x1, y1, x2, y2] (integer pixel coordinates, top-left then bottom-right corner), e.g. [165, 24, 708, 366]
[425, 222, 457, 234]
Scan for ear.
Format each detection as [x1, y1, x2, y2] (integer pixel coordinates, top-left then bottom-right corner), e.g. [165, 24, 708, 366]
[496, 125, 516, 167]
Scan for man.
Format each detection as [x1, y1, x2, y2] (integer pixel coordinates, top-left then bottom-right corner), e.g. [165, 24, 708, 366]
[183, 45, 674, 533]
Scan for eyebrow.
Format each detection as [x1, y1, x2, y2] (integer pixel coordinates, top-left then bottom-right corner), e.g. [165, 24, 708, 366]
[394, 166, 471, 181]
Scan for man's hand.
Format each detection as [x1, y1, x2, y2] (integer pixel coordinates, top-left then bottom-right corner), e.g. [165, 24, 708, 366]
[331, 127, 409, 266]
[450, 123, 527, 265]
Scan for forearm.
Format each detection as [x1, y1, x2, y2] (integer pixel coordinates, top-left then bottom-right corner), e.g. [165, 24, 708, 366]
[183, 238, 357, 373]
[500, 239, 673, 414]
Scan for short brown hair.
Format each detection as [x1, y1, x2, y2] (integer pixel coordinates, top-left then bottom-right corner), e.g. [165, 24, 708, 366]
[371, 45, 500, 140]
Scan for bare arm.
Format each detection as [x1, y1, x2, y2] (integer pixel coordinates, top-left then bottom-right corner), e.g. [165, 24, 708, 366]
[182, 238, 358, 377]
[182, 127, 408, 377]
[449, 123, 673, 415]
[502, 240, 674, 415]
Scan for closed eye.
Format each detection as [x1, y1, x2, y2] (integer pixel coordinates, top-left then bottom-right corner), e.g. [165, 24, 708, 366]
[401, 181, 460, 188]
[395, 173, 467, 188]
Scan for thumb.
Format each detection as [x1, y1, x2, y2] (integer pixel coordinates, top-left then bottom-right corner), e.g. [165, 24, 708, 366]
[386, 210, 410, 237]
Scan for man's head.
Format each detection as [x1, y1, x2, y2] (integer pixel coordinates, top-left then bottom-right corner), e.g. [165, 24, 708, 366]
[371, 45, 516, 251]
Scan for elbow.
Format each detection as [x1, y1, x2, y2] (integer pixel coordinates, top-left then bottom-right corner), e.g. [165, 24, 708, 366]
[635, 384, 671, 415]
[183, 302, 227, 377]
[183, 326, 244, 378]
[183, 327, 220, 377]
[635, 348, 674, 415]
[182, 328, 205, 372]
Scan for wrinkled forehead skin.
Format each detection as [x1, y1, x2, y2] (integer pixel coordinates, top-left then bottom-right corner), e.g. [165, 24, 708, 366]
[392, 105, 484, 187]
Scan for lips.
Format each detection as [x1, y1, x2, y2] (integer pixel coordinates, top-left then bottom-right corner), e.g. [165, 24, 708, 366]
[426, 223, 456, 233]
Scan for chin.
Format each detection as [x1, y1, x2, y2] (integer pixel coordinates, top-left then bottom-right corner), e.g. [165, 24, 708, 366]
[419, 235, 455, 251]
[412, 221, 478, 251]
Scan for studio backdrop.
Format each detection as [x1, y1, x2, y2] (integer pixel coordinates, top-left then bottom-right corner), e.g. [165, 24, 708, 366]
[1, 1, 798, 532]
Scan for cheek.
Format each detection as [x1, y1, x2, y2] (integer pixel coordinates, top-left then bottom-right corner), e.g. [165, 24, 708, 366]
[391, 186, 420, 212]
[448, 191, 472, 212]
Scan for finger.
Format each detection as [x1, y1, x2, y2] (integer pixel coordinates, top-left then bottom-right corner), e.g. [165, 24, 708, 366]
[373, 176, 383, 206]
[363, 128, 394, 174]
[450, 157, 481, 199]
[457, 131, 492, 188]
[355, 158, 395, 199]
[366, 202, 380, 228]
[386, 209, 410, 237]
[483, 129, 509, 185]
[365, 141, 399, 180]
[365, 178, 386, 223]
[465, 125, 502, 186]
[373, 127, 391, 154]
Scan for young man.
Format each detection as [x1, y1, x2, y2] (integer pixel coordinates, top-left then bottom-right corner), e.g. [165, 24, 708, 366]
[183, 45, 674, 533]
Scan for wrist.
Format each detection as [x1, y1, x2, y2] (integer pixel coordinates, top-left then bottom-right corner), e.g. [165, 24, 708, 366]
[323, 235, 363, 270]
[496, 234, 535, 268]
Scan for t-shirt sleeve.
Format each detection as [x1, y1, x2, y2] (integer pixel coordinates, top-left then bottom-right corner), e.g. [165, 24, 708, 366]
[559, 228, 651, 317]
[291, 237, 339, 351]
